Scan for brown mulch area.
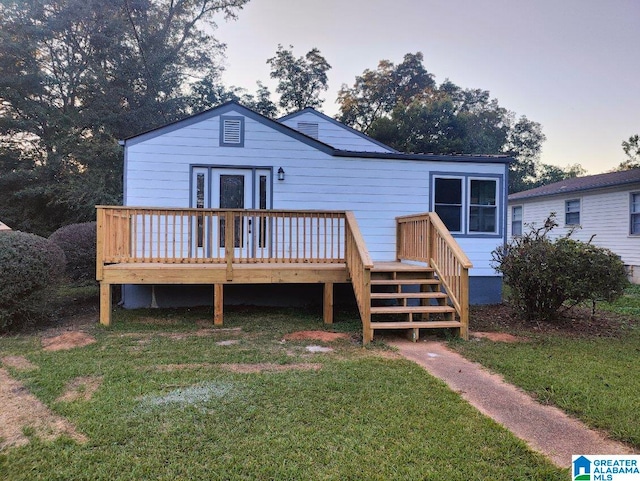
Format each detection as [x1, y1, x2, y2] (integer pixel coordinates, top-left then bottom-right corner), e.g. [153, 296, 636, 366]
[470, 303, 635, 338]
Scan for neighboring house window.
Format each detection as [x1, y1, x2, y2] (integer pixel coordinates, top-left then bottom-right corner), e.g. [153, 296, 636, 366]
[220, 116, 244, 146]
[565, 199, 580, 225]
[434, 177, 463, 232]
[469, 179, 497, 233]
[297, 122, 319, 139]
[432, 175, 501, 235]
[631, 193, 640, 235]
[511, 205, 523, 236]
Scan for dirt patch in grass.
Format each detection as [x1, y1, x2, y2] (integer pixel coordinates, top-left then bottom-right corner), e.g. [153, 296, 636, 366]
[0, 368, 87, 450]
[470, 303, 635, 338]
[56, 376, 103, 403]
[1, 356, 38, 371]
[150, 363, 321, 373]
[283, 330, 350, 342]
[42, 331, 97, 351]
[471, 332, 525, 343]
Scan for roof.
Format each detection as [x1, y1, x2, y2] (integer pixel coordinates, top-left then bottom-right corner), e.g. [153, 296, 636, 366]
[509, 168, 640, 201]
[0, 220, 11, 231]
[121, 100, 512, 165]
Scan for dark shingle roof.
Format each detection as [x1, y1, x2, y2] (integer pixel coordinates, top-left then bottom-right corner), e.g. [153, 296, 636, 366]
[509, 168, 640, 201]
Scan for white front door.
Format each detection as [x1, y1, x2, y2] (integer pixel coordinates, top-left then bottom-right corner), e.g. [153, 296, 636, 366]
[191, 167, 271, 258]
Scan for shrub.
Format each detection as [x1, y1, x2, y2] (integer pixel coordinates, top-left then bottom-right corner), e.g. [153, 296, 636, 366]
[492, 215, 627, 322]
[0, 231, 66, 330]
[49, 221, 96, 282]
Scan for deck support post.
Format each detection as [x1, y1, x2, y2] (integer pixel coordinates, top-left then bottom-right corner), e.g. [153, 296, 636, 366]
[323, 282, 333, 324]
[99, 282, 112, 326]
[214, 284, 224, 326]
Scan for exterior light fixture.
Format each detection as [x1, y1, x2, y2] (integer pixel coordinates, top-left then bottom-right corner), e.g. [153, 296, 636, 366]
[277, 167, 285, 181]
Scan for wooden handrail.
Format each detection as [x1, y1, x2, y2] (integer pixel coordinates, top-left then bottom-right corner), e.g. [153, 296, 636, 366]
[396, 212, 472, 339]
[344, 212, 373, 343]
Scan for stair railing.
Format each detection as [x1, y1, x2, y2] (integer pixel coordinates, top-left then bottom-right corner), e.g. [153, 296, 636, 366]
[395, 213, 472, 339]
[345, 212, 374, 343]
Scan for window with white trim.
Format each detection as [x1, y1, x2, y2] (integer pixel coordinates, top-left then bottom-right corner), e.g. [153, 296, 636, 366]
[220, 116, 244, 146]
[432, 175, 501, 235]
[511, 205, 523, 236]
[565, 199, 580, 225]
[631, 192, 640, 235]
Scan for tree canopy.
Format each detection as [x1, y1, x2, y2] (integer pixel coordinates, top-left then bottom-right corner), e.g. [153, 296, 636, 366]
[0, 0, 249, 235]
[336, 52, 585, 193]
[267, 45, 331, 115]
[616, 134, 640, 171]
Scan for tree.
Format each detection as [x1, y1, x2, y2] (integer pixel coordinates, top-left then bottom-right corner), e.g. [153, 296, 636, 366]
[0, 0, 249, 235]
[616, 134, 640, 170]
[267, 45, 331, 114]
[337, 52, 434, 132]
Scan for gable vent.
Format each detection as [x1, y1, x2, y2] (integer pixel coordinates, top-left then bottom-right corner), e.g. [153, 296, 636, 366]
[297, 122, 319, 140]
[223, 119, 242, 144]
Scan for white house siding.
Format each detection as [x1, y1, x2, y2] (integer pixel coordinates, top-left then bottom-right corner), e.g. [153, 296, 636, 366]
[279, 111, 394, 153]
[125, 109, 506, 278]
[508, 185, 640, 279]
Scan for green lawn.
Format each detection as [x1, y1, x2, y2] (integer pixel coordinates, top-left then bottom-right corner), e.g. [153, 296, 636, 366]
[452, 285, 640, 448]
[0, 307, 565, 480]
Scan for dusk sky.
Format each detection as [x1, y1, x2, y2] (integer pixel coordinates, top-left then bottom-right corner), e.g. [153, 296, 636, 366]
[214, 0, 639, 174]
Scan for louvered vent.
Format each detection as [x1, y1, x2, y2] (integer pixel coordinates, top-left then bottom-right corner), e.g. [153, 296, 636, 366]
[297, 122, 319, 139]
[223, 119, 242, 144]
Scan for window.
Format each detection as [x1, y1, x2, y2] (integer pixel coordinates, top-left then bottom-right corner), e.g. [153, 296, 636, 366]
[434, 177, 462, 232]
[220, 116, 244, 146]
[511, 206, 523, 236]
[565, 199, 580, 225]
[297, 122, 319, 139]
[632, 193, 640, 235]
[432, 174, 501, 236]
[469, 179, 497, 233]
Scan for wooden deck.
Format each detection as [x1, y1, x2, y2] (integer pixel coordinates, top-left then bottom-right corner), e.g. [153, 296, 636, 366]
[97, 207, 472, 343]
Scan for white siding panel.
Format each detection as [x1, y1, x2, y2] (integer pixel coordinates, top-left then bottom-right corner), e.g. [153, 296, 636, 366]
[509, 186, 640, 267]
[280, 111, 394, 152]
[125, 113, 507, 275]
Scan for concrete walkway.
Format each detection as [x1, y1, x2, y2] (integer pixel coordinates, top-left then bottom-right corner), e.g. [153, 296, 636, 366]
[390, 339, 634, 468]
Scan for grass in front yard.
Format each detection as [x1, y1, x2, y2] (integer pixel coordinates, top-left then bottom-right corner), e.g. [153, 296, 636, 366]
[0, 307, 565, 480]
[454, 285, 640, 448]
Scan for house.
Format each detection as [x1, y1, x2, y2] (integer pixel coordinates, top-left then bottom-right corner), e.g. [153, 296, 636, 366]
[0, 220, 10, 231]
[98, 101, 512, 342]
[508, 168, 640, 283]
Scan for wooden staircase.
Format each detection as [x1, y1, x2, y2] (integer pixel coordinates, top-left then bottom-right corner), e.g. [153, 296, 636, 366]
[369, 262, 461, 341]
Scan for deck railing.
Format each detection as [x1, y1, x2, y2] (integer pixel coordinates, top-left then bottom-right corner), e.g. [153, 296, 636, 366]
[97, 206, 349, 274]
[396, 212, 473, 339]
[344, 212, 374, 342]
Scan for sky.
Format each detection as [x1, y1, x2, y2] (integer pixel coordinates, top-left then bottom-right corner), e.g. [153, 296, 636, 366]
[213, 0, 640, 174]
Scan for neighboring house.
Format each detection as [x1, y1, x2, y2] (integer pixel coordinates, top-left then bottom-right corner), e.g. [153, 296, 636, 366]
[508, 168, 640, 283]
[100, 101, 512, 341]
[0, 220, 11, 231]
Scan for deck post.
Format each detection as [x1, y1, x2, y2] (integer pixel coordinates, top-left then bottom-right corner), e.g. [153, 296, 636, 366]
[99, 282, 112, 326]
[214, 284, 224, 326]
[323, 282, 333, 324]
[460, 269, 469, 340]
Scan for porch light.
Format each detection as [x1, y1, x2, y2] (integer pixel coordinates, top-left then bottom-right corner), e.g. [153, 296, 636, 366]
[277, 167, 285, 181]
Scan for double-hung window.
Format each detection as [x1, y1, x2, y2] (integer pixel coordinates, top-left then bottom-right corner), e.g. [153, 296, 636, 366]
[565, 199, 580, 225]
[511, 206, 523, 236]
[432, 175, 500, 235]
[631, 193, 640, 235]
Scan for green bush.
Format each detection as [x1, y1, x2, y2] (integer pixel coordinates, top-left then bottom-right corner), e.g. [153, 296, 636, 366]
[0, 231, 66, 331]
[49, 221, 96, 282]
[493, 215, 627, 322]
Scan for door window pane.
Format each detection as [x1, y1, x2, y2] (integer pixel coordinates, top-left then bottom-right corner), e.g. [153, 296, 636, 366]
[220, 175, 244, 248]
[434, 178, 462, 232]
[196, 173, 205, 247]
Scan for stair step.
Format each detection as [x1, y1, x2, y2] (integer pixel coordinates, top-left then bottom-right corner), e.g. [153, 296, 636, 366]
[371, 278, 440, 286]
[370, 305, 455, 315]
[370, 321, 462, 330]
[370, 292, 446, 300]
[372, 264, 434, 273]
